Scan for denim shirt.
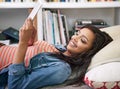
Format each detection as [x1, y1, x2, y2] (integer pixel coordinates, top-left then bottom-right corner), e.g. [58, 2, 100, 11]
[0, 45, 71, 89]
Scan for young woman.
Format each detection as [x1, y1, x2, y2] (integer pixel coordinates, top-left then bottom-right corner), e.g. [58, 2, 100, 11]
[0, 18, 113, 89]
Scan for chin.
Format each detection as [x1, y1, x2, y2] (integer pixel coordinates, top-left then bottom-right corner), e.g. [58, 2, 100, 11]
[66, 46, 75, 53]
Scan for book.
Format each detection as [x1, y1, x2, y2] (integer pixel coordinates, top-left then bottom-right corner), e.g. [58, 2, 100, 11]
[28, 3, 42, 20]
[47, 10, 55, 44]
[53, 0, 59, 2]
[53, 12, 61, 45]
[75, 19, 107, 25]
[75, 24, 109, 29]
[43, 10, 55, 44]
[5, 0, 11, 2]
[0, 40, 10, 45]
[2, 27, 19, 41]
[42, 10, 47, 41]
[57, 10, 66, 46]
[61, 15, 69, 43]
[43, 10, 50, 43]
[0, 0, 3, 2]
[60, 0, 65, 2]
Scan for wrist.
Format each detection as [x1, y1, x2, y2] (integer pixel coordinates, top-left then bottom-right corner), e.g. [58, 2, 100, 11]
[18, 42, 28, 47]
[13, 41, 28, 64]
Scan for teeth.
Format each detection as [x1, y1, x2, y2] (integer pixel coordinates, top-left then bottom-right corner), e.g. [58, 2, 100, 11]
[71, 41, 74, 45]
[70, 41, 76, 47]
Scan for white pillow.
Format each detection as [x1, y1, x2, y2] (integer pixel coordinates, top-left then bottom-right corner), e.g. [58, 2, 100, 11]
[88, 38, 120, 70]
[100, 25, 120, 40]
[86, 62, 120, 81]
[84, 25, 120, 89]
[84, 62, 120, 89]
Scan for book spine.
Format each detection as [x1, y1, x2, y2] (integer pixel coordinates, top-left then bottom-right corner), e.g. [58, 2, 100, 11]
[57, 10, 66, 46]
[53, 13, 61, 45]
[5, 0, 11, 2]
[60, 0, 65, 2]
[76, 20, 107, 25]
[75, 24, 109, 29]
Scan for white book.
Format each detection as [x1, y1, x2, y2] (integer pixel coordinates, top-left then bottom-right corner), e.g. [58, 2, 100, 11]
[57, 10, 66, 46]
[44, 10, 50, 43]
[69, 0, 76, 2]
[0, 40, 10, 45]
[46, 10, 54, 44]
[28, 3, 42, 20]
[65, 0, 69, 2]
[78, 0, 86, 2]
[10, 0, 14, 2]
[15, 0, 21, 2]
[53, 13, 61, 45]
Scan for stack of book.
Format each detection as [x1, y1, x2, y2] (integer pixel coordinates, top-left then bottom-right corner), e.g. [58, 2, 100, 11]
[46, 0, 120, 2]
[0, 27, 19, 44]
[74, 19, 109, 30]
[42, 9, 69, 46]
[0, 0, 37, 3]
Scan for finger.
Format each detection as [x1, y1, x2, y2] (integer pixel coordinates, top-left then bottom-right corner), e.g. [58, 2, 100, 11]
[27, 18, 33, 23]
[27, 19, 33, 28]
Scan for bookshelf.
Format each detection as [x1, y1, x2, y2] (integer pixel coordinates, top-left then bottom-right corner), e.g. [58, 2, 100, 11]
[42, 2, 120, 8]
[0, 2, 38, 30]
[37, 1, 120, 41]
[0, 2, 36, 8]
[0, 1, 120, 44]
[0, 2, 39, 44]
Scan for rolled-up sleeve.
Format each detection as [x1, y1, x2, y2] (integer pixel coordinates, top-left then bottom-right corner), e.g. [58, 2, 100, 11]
[8, 63, 26, 89]
[8, 63, 25, 75]
[8, 62, 71, 89]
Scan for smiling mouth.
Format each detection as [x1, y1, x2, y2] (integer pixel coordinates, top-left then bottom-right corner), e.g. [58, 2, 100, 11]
[69, 41, 77, 48]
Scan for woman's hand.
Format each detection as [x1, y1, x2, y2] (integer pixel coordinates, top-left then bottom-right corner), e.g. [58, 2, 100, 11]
[12, 18, 36, 64]
[27, 25, 37, 46]
[19, 18, 36, 46]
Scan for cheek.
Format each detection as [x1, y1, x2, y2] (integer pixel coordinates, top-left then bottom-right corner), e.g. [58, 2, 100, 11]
[76, 46, 88, 53]
[77, 42, 90, 52]
[67, 43, 88, 54]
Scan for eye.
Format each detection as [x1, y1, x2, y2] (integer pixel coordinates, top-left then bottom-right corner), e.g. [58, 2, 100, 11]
[81, 38, 87, 44]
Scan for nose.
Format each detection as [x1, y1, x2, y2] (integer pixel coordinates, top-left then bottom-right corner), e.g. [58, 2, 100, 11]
[71, 34, 79, 42]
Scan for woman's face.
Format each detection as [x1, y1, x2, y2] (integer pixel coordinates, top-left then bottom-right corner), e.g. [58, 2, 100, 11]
[65, 28, 95, 56]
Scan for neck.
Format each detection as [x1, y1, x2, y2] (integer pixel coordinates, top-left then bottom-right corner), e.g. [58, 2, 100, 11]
[63, 50, 76, 57]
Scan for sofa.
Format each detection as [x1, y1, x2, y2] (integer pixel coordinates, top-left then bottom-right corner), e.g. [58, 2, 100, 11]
[41, 25, 120, 89]
[0, 25, 120, 89]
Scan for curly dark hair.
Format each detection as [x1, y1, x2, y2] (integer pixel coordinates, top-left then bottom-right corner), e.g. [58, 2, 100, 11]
[50, 24, 113, 86]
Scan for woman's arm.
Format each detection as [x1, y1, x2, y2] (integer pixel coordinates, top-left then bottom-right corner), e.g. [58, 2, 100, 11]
[12, 18, 36, 64]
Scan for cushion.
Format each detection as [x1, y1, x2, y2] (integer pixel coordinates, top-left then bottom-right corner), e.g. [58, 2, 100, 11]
[0, 41, 57, 70]
[85, 25, 120, 89]
[100, 25, 120, 40]
[84, 62, 120, 89]
[88, 38, 120, 70]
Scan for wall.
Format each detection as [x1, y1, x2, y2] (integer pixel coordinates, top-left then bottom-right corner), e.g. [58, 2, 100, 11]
[115, 8, 120, 25]
[0, 8, 119, 31]
[60, 8, 115, 31]
[0, 9, 29, 30]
